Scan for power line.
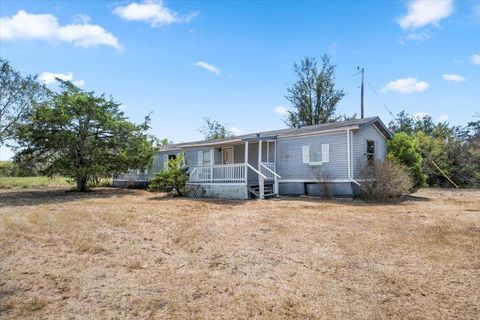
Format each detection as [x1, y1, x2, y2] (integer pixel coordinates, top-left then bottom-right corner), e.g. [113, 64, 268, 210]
[364, 78, 397, 119]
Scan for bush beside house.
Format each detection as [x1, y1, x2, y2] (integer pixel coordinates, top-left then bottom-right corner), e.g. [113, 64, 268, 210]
[149, 154, 189, 196]
[359, 160, 413, 201]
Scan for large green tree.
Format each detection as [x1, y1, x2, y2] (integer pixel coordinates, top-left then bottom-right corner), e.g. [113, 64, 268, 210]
[198, 117, 233, 140]
[14, 81, 154, 192]
[285, 55, 347, 128]
[388, 111, 480, 188]
[0, 58, 46, 144]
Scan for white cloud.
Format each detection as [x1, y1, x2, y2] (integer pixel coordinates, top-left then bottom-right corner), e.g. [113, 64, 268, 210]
[192, 61, 220, 75]
[413, 112, 429, 120]
[274, 106, 289, 115]
[230, 127, 242, 135]
[0, 10, 121, 49]
[39, 72, 85, 87]
[113, 0, 197, 27]
[72, 79, 85, 87]
[400, 31, 431, 44]
[442, 73, 465, 82]
[472, 53, 480, 65]
[72, 14, 91, 24]
[398, 0, 454, 30]
[438, 115, 449, 122]
[381, 77, 429, 94]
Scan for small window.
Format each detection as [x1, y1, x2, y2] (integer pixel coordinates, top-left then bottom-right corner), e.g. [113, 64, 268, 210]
[198, 150, 210, 166]
[203, 151, 211, 165]
[366, 140, 375, 162]
[168, 154, 177, 160]
[303, 144, 330, 165]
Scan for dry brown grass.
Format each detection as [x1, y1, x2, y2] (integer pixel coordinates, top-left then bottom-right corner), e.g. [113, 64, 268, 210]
[0, 187, 479, 319]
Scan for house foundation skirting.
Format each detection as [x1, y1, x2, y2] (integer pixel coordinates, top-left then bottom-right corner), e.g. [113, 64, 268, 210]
[278, 181, 355, 197]
[186, 183, 249, 200]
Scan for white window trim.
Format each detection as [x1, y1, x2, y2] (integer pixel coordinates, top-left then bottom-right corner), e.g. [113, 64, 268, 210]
[303, 143, 330, 166]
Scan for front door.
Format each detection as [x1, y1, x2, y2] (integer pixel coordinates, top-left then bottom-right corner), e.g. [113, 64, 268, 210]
[222, 147, 234, 164]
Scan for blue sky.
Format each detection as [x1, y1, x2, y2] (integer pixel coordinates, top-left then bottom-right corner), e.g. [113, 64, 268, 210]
[1, 0, 479, 160]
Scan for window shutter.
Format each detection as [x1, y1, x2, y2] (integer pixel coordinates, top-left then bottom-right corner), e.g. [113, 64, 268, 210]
[198, 151, 203, 166]
[302, 145, 310, 163]
[163, 154, 168, 169]
[322, 144, 330, 163]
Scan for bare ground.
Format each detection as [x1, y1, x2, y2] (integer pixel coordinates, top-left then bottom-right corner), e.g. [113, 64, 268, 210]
[0, 188, 478, 319]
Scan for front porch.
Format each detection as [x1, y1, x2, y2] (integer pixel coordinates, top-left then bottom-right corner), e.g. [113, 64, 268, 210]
[187, 139, 281, 199]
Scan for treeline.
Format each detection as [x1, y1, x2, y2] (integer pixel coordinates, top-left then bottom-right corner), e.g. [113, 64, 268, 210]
[0, 160, 39, 177]
[387, 111, 480, 188]
[0, 59, 155, 191]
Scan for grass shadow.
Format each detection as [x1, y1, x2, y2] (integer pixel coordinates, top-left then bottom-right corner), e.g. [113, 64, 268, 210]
[147, 193, 249, 207]
[0, 187, 141, 208]
[271, 193, 431, 207]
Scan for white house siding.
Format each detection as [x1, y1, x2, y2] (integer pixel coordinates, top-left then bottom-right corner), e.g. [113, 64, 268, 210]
[352, 123, 388, 179]
[112, 150, 173, 187]
[276, 131, 350, 181]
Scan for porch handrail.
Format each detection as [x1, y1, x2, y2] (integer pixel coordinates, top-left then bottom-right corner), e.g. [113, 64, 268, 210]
[189, 163, 246, 183]
[260, 162, 281, 179]
[246, 163, 267, 179]
[192, 163, 245, 169]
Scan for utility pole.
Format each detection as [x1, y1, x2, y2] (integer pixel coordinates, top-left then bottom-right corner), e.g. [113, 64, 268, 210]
[359, 67, 365, 119]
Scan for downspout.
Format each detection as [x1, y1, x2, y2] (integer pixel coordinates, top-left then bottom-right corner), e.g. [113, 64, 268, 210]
[347, 129, 361, 186]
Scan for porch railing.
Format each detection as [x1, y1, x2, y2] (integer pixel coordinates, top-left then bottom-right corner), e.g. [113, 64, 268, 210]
[189, 163, 246, 183]
[259, 162, 276, 180]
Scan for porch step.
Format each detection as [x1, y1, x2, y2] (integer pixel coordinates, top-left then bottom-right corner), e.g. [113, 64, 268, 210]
[248, 183, 276, 199]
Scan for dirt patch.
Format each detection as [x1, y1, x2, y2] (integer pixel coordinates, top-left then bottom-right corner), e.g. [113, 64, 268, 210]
[0, 188, 479, 319]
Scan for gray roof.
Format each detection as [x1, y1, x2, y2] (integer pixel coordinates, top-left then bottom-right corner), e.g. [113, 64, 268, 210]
[161, 116, 392, 150]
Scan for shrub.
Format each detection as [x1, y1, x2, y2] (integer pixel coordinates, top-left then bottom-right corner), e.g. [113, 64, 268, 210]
[149, 154, 189, 195]
[313, 166, 335, 198]
[359, 160, 414, 201]
[0, 161, 17, 176]
[387, 132, 426, 189]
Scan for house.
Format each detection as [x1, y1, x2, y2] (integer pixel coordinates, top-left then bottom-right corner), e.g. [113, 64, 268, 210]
[113, 117, 392, 199]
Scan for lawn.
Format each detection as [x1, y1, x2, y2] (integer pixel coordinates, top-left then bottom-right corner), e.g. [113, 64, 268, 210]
[0, 176, 72, 189]
[0, 188, 478, 319]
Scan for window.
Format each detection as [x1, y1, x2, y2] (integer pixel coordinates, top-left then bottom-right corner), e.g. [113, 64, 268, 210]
[203, 151, 211, 164]
[163, 154, 177, 169]
[366, 140, 375, 162]
[302, 143, 329, 165]
[197, 150, 211, 166]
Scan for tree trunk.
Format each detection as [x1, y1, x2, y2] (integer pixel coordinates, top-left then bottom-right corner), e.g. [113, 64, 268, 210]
[76, 176, 88, 192]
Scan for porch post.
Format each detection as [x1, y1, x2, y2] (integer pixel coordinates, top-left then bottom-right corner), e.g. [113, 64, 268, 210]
[244, 141, 248, 184]
[258, 140, 264, 199]
[274, 140, 279, 195]
[210, 148, 214, 182]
